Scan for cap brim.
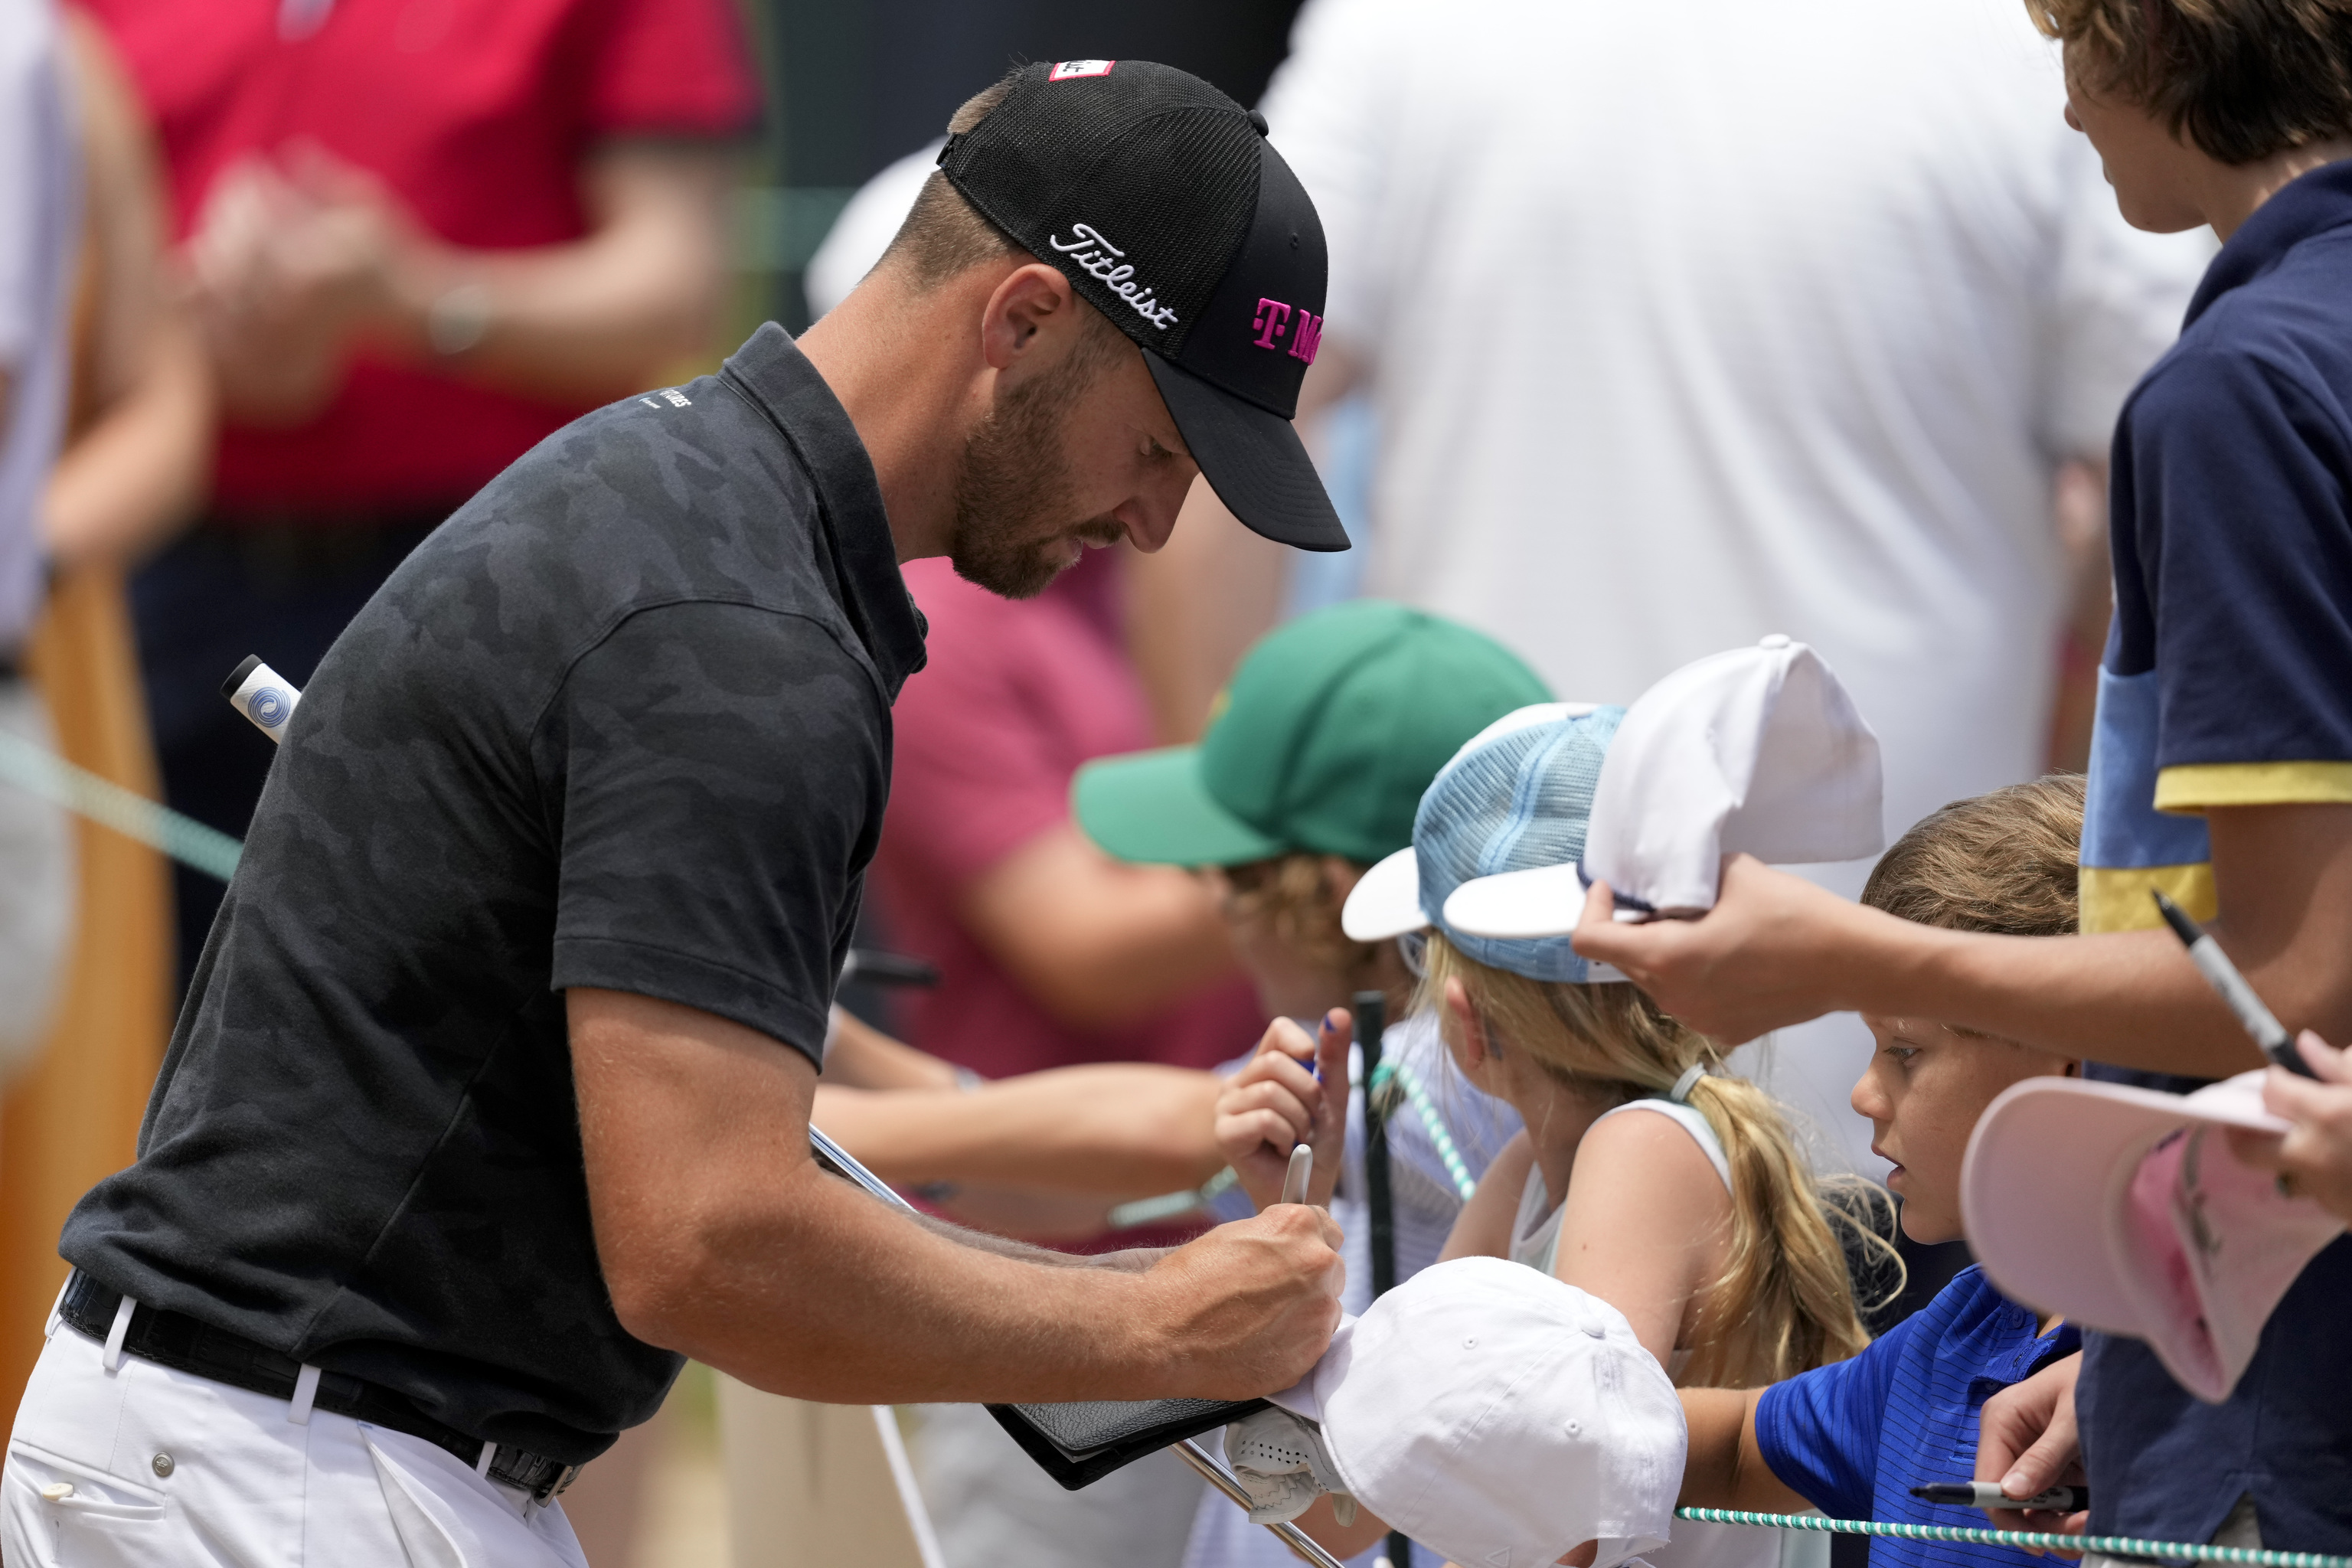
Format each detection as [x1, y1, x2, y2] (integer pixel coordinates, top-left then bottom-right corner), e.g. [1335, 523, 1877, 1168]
[1146, 352, 1350, 552]
[1072, 747, 1286, 866]
[1442, 862, 1590, 939]
[1960, 1073, 2292, 1334]
[1341, 848, 1428, 941]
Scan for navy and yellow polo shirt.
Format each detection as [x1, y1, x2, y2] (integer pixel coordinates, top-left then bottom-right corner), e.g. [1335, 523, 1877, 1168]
[2076, 162, 2352, 1553]
[2081, 163, 2352, 937]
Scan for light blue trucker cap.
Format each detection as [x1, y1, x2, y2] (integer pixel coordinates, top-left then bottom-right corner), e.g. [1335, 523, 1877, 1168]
[1341, 702, 1626, 983]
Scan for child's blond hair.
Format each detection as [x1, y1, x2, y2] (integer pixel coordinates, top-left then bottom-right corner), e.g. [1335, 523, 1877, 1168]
[1416, 939, 1883, 1387]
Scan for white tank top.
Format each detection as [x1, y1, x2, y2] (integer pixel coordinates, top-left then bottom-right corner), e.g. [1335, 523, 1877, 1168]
[1508, 1098, 1731, 1281]
[1507, 1099, 1818, 1568]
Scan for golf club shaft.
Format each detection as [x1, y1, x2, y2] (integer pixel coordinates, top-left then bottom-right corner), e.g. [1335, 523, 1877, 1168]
[1177, 1439, 1349, 1568]
[1356, 991, 1395, 1299]
[1354, 991, 1410, 1568]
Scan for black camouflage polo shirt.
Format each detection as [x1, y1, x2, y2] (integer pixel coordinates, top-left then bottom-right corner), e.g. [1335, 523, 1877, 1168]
[63, 325, 926, 1462]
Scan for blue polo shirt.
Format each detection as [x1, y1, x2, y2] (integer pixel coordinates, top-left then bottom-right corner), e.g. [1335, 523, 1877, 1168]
[2075, 158, 2352, 1553]
[2079, 161, 2352, 929]
[1755, 1268, 2076, 1568]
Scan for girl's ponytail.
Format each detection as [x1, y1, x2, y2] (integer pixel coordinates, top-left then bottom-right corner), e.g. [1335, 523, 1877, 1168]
[1419, 933, 1899, 1387]
[1678, 1074, 1896, 1386]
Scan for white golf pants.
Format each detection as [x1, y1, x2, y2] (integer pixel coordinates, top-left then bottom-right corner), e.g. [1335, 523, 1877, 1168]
[4, 1312, 593, 1568]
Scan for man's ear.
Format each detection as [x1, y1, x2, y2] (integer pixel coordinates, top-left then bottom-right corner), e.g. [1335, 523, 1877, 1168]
[978, 262, 1078, 374]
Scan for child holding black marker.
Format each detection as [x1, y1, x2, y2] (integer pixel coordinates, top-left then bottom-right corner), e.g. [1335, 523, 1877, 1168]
[1677, 778, 2088, 1567]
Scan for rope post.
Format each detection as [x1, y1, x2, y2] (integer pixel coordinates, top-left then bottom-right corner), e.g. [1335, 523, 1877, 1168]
[1353, 989, 1409, 1568]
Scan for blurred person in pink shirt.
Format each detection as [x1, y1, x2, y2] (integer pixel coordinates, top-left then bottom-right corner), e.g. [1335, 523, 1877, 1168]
[876, 548, 1262, 1083]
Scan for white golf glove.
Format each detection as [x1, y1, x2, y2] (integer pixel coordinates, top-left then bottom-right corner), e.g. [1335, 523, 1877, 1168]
[1223, 1406, 1357, 1526]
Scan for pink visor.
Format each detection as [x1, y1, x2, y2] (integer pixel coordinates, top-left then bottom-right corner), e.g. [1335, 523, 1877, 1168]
[1963, 1070, 2344, 1403]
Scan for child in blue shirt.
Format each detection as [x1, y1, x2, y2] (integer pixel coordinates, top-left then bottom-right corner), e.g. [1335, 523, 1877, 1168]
[1678, 777, 2089, 1568]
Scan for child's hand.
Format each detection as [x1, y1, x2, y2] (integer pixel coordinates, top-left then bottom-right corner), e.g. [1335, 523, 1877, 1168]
[1215, 1009, 1351, 1211]
[1973, 1353, 2087, 1555]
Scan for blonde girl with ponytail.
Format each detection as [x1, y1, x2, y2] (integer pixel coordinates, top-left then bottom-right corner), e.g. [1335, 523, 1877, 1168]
[1311, 701, 1893, 1568]
[1423, 940, 1876, 1393]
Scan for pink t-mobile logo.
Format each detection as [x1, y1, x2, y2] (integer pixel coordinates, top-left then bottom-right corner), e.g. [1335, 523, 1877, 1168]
[1250, 298, 1322, 363]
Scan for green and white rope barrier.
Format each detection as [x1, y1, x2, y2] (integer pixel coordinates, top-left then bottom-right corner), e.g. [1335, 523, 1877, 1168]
[1674, 1508, 2352, 1568]
[0, 727, 240, 883]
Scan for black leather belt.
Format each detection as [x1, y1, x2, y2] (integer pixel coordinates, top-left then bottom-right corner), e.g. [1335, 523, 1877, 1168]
[59, 1272, 583, 1502]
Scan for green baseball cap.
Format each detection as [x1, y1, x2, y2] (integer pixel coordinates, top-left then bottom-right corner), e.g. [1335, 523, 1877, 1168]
[1074, 599, 1553, 867]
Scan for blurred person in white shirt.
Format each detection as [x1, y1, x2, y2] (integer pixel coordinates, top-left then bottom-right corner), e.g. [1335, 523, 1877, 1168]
[1132, 0, 2213, 1173]
[0, 0, 78, 1077]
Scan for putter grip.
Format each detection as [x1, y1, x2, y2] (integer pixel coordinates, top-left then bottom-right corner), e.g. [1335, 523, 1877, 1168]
[223, 655, 301, 743]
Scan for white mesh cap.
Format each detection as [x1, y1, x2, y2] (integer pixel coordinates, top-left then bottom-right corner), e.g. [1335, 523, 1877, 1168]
[1445, 637, 1883, 939]
[1269, 1256, 1683, 1568]
[1338, 702, 1624, 981]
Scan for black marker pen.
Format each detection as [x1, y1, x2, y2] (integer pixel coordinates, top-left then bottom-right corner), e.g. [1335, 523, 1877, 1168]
[2153, 890, 2322, 1079]
[1910, 1482, 2087, 1513]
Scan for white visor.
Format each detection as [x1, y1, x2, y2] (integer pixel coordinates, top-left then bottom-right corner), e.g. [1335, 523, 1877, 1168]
[1442, 861, 1590, 939]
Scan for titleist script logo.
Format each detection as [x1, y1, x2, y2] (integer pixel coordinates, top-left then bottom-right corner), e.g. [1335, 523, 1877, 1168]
[1050, 224, 1179, 328]
[1250, 298, 1322, 364]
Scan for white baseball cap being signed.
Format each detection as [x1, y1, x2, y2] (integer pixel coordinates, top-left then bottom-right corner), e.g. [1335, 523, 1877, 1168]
[1439, 636, 1883, 939]
[1269, 1256, 1684, 1568]
[1962, 1070, 2347, 1403]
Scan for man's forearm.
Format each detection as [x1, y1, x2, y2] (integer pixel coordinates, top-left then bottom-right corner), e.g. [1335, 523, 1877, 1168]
[575, 986, 1339, 1406]
[1873, 800, 2352, 1076]
[640, 1162, 1184, 1403]
[1581, 806, 2352, 1075]
[1860, 921, 2266, 1078]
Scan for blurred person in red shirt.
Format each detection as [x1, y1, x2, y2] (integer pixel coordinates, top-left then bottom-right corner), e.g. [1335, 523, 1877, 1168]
[83, 0, 760, 988]
[876, 548, 1262, 1083]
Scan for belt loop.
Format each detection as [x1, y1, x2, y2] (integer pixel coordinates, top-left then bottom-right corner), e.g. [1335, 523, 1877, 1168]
[101, 1294, 136, 1374]
[289, 1364, 322, 1426]
[474, 1442, 497, 1479]
[44, 1274, 73, 1341]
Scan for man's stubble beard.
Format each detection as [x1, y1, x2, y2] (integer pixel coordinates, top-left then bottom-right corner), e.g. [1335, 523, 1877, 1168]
[947, 357, 1124, 600]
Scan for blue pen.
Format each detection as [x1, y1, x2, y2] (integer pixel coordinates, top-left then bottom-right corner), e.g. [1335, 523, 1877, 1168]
[1307, 1008, 1344, 1084]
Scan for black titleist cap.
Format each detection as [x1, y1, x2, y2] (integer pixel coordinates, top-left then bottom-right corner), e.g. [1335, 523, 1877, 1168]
[939, 59, 1348, 553]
